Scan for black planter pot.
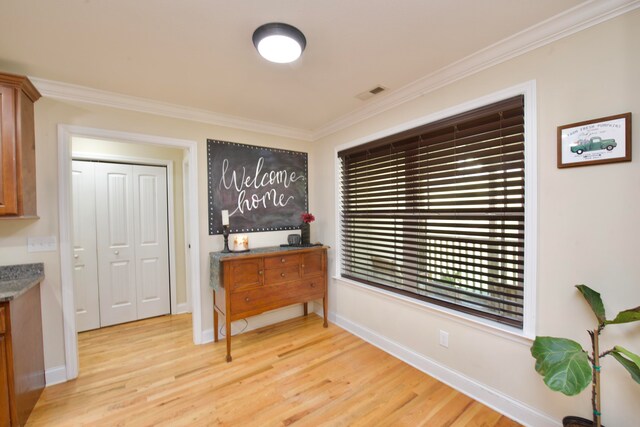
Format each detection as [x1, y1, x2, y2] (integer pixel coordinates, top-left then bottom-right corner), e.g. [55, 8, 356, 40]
[563, 416, 604, 427]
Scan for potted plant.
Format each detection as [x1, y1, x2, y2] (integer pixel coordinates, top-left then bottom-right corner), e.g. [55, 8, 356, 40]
[531, 285, 640, 427]
[300, 212, 315, 245]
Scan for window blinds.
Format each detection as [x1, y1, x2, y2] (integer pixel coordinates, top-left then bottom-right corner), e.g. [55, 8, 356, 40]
[338, 95, 526, 328]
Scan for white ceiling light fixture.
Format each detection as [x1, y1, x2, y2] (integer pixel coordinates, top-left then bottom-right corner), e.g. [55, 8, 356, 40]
[252, 23, 306, 64]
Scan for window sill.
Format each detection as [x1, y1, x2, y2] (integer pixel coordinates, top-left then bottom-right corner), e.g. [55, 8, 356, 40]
[332, 274, 534, 347]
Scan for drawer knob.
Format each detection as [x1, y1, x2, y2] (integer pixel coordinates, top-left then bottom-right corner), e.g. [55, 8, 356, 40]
[310, 283, 315, 288]
[258, 270, 263, 275]
[245, 297, 250, 302]
[301, 264, 305, 268]
[281, 258, 286, 263]
[280, 272, 286, 277]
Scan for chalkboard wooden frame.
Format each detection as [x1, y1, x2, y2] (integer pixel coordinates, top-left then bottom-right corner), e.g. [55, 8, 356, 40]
[207, 139, 308, 234]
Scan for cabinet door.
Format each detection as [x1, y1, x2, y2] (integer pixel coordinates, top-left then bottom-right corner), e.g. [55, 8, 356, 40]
[227, 258, 264, 292]
[133, 165, 170, 320]
[301, 250, 324, 278]
[0, 86, 17, 215]
[72, 161, 101, 332]
[95, 163, 137, 327]
[0, 335, 10, 427]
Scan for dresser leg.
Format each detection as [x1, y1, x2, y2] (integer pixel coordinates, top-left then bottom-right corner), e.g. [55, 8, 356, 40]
[303, 302, 308, 316]
[214, 309, 219, 343]
[226, 317, 232, 362]
[213, 293, 219, 343]
[323, 297, 328, 328]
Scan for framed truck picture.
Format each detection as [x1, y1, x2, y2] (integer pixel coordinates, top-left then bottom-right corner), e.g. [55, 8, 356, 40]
[557, 112, 632, 168]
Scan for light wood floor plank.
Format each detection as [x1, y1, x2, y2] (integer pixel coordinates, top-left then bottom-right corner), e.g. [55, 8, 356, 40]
[27, 314, 520, 426]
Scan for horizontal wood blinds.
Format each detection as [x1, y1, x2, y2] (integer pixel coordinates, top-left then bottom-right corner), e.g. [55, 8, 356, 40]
[338, 95, 526, 328]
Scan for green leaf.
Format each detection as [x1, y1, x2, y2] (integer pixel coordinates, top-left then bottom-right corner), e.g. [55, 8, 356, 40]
[531, 337, 592, 396]
[606, 306, 640, 325]
[575, 285, 606, 324]
[611, 346, 640, 384]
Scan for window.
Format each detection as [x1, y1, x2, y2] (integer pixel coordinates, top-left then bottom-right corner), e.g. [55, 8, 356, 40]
[338, 95, 527, 329]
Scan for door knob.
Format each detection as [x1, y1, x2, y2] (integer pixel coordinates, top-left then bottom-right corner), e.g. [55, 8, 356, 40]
[74, 254, 79, 259]
[114, 250, 119, 255]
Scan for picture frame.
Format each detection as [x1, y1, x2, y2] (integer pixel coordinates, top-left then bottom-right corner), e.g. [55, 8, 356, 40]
[557, 112, 632, 168]
[207, 139, 308, 234]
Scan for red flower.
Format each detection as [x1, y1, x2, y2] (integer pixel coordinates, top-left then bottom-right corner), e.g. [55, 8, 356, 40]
[301, 212, 315, 223]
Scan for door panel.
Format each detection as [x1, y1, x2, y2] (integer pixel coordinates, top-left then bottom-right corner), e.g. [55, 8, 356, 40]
[0, 87, 17, 215]
[95, 163, 137, 327]
[133, 165, 170, 320]
[71, 161, 100, 332]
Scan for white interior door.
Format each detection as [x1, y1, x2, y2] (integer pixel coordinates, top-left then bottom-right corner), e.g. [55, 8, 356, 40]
[133, 165, 170, 319]
[71, 161, 100, 332]
[95, 162, 137, 327]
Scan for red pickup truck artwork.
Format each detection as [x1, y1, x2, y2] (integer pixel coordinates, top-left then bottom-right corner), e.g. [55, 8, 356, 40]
[570, 136, 617, 155]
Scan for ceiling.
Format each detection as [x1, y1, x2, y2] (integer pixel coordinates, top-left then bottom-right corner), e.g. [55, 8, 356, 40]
[0, 0, 611, 136]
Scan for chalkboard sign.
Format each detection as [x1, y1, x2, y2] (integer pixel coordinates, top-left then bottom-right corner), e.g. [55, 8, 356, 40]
[207, 139, 308, 234]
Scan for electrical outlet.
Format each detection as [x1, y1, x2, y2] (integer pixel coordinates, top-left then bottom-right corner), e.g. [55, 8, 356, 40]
[27, 236, 58, 253]
[439, 330, 449, 348]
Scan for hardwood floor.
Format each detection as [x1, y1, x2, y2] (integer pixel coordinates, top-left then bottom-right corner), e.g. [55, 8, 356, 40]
[27, 314, 520, 426]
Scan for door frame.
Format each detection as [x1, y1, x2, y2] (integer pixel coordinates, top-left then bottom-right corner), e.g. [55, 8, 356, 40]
[58, 125, 202, 381]
[72, 154, 181, 317]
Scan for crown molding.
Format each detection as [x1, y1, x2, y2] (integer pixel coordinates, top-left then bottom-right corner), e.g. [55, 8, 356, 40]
[312, 0, 640, 140]
[31, 77, 314, 141]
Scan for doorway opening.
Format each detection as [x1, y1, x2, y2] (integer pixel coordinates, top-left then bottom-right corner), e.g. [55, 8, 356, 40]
[58, 125, 202, 381]
[72, 158, 173, 332]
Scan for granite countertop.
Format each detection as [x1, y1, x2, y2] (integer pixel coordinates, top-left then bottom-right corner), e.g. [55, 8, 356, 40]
[0, 263, 45, 302]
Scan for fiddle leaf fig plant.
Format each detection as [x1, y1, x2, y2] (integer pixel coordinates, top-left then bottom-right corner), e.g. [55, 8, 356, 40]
[531, 285, 640, 427]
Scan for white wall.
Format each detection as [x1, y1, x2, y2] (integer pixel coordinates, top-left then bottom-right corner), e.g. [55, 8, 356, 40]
[311, 10, 640, 426]
[0, 97, 311, 376]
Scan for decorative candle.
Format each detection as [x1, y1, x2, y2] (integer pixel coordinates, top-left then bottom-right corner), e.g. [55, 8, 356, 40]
[221, 210, 229, 226]
[233, 234, 249, 251]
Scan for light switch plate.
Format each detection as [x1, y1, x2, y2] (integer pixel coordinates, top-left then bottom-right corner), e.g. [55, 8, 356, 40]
[27, 236, 58, 252]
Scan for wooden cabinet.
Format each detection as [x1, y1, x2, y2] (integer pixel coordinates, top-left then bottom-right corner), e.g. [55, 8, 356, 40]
[213, 247, 328, 362]
[0, 284, 45, 426]
[0, 72, 40, 217]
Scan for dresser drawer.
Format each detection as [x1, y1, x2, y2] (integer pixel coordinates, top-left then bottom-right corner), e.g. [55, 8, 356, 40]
[231, 279, 324, 317]
[264, 265, 300, 285]
[264, 254, 300, 269]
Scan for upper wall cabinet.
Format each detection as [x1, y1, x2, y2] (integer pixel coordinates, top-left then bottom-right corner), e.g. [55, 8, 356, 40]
[0, 72, 41, 217]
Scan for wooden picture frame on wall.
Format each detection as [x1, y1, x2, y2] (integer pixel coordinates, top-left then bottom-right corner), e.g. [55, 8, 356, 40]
[557, 112, 632, 168]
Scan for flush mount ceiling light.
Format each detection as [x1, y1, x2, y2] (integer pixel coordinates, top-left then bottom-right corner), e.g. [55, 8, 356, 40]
[252, 22, 306, 64]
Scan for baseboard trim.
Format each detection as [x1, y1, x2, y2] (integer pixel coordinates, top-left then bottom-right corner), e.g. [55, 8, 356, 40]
[329, 311, 559, 427]
[175, 302, 191, 314]
[45, 365, 68, 386]
[202, 304, 308, 344]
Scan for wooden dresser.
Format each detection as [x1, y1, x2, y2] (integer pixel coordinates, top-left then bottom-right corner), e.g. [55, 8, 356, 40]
[211, 246, 328, 362]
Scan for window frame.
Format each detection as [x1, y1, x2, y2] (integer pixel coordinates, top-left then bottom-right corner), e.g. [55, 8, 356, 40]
[334, 81, 537, 339]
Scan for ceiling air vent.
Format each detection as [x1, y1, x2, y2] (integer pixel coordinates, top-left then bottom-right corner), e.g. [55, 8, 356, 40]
[356, 85, 387, 101]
